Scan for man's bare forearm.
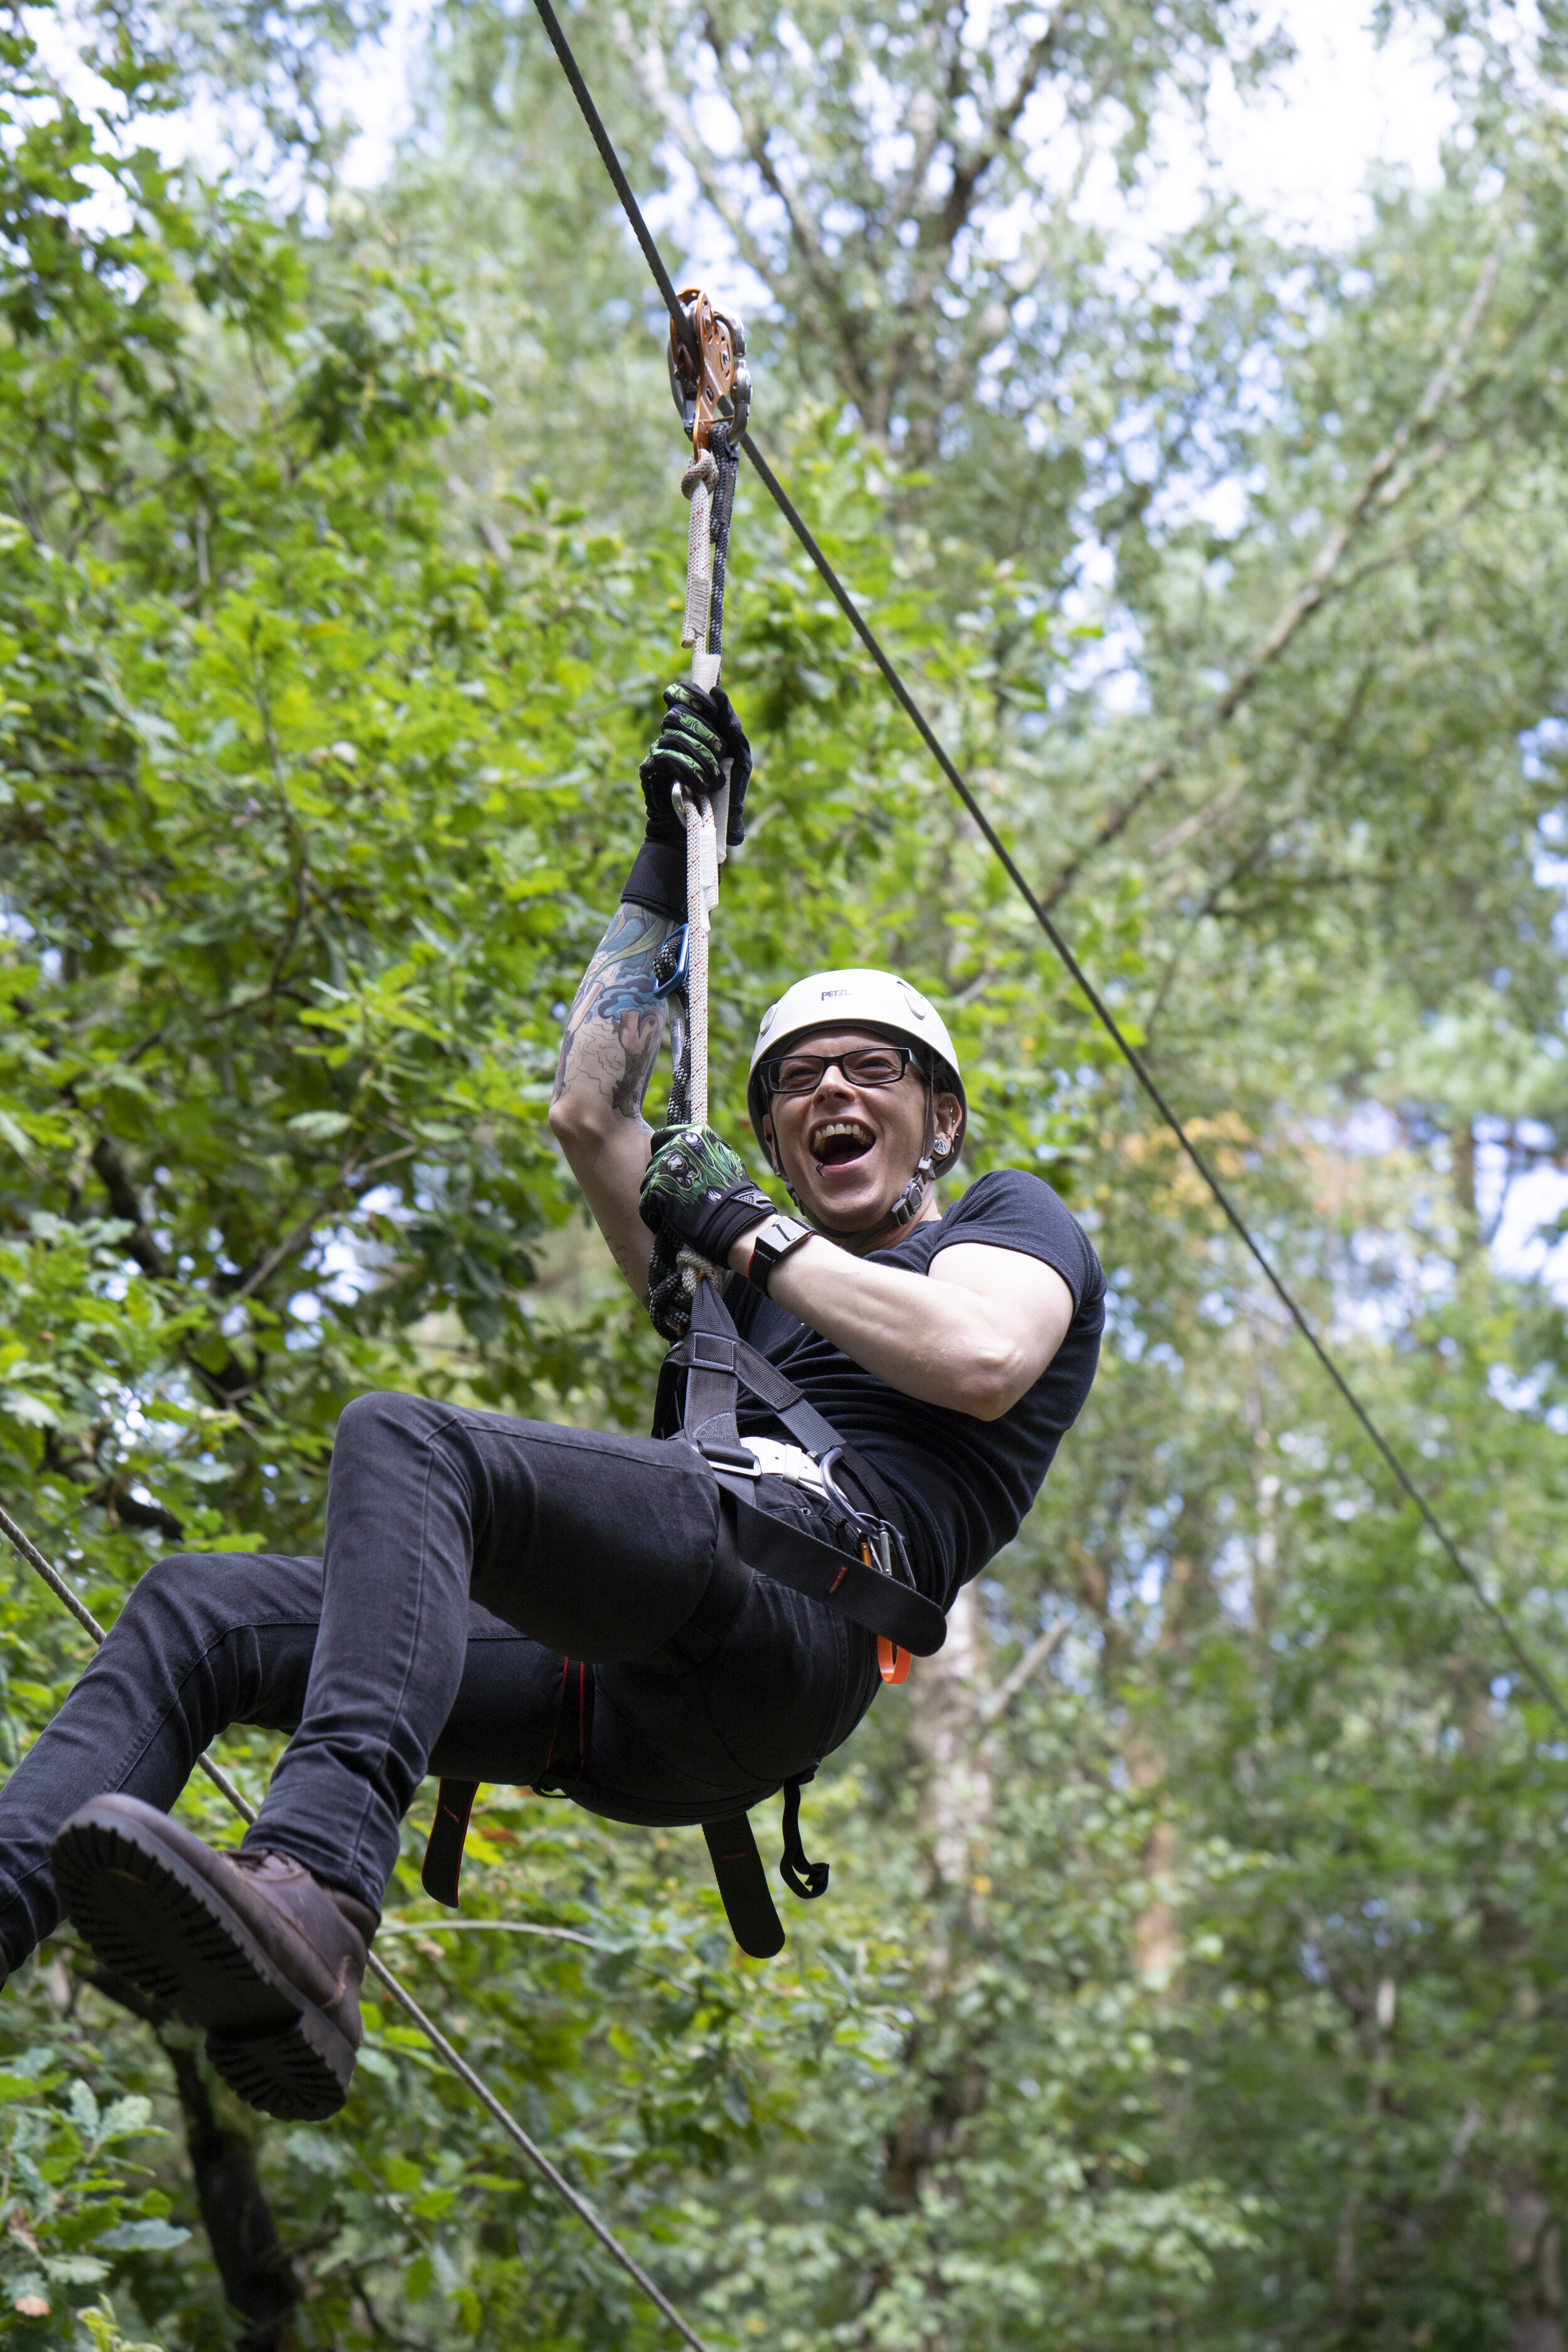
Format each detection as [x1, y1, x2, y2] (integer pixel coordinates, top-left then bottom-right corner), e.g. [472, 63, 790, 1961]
[548, 902, 682, 1299]
[726, 1228, 1074, 1419]
[551, 903, 679, 1133]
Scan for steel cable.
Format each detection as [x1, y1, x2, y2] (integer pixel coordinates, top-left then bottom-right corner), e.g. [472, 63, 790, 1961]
[529, 0, 1568, 1727]
[0, 1498, 720, 2352]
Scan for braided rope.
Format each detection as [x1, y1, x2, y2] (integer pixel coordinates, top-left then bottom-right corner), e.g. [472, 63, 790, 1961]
[682, 792, 711, 1126]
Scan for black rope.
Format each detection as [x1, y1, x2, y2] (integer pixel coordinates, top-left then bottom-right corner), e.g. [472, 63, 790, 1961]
[529, 0, 1568, 1729]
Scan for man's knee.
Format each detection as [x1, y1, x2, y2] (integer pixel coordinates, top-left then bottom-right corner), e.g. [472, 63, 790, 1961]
[116, 1550, 257, 1650]
[332, 1389, 445, 1468]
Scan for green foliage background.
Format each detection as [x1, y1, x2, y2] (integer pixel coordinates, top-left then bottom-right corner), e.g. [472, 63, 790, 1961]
[4, 1, 1568, 2345]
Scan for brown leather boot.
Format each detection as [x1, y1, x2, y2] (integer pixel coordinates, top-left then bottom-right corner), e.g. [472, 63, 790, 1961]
[51, 1794, 376, 2121]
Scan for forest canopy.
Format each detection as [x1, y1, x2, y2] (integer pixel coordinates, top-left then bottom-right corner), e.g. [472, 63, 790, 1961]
[4, 1, 1568, 2346]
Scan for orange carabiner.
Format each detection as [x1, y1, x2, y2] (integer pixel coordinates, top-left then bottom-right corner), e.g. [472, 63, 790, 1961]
[863, 1541, 913, 1683]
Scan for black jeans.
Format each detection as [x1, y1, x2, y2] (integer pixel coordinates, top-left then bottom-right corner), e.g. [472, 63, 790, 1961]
[0, 1395, 880, 1966]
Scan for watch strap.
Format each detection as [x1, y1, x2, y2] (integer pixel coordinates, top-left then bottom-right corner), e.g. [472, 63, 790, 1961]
[746, 1214, 815, 1296]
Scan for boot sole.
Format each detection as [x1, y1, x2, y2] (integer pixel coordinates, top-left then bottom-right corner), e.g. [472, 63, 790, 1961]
[51, 1804, 354, 2121]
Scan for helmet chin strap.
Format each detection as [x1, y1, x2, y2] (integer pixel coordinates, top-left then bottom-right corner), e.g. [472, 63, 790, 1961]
[773, 1083, 948, 1249]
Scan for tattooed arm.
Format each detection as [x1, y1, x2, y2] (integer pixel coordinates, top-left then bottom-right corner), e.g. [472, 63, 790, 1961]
[548, 902, 681, 1297]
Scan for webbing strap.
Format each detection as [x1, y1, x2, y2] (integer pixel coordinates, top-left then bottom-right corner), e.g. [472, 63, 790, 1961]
[655, 1287, 908, 1525]
[780, 1777, 829, 1902]
[714, 1474, 946, 1655]
[701, 1814, 785, 1957]
[675, 1283, 748, 1453]
[422, 1777, 480, 1909]
[662, 1314, 844, 1463]
[654, 1282, 840, 1462]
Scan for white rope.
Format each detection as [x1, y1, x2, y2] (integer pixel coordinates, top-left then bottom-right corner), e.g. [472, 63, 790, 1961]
[673, 447, 724, 1313]
[682, 792, 711, 1126]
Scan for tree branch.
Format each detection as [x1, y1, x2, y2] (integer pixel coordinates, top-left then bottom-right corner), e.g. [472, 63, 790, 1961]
[89, 1135, 171, 1278]
[224, 1141, 420, 1308]
[975, 1616, 1069, 1730]
[1037, 230, 1510, 909]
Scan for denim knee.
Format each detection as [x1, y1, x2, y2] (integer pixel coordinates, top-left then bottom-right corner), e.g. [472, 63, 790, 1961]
[113, 1550, 251, 1655]
[332, 1389, 447, 1464]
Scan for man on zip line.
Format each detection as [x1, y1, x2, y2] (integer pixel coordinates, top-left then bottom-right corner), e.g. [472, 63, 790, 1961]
[0, 682, 1104, 2122]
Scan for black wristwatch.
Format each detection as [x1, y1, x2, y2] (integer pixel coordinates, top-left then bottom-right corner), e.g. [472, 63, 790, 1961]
[745, 1213, 815, 1296]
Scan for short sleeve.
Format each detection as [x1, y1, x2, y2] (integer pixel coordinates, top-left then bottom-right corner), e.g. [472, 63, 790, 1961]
[925, 1170, 1103, 1313]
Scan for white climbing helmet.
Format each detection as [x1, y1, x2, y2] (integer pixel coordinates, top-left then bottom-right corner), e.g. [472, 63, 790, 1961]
[746, 968, 967, 1162]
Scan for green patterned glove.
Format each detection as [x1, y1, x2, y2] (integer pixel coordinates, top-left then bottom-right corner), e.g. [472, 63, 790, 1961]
[637, 683, 753, 847]
[638, 1125, 775, 1265]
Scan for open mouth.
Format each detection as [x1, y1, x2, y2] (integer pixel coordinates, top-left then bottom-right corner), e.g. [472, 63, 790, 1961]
[810, 1118, 875, 1167]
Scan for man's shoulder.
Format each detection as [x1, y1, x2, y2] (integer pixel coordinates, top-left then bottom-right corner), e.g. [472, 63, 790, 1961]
[944, 1164, 1081, 1230]
[935, 1166, 1104, 1312]
[947, 1165, 1049, 1210]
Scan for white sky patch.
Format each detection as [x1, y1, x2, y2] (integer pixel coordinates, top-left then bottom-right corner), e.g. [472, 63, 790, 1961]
[1124, 0, 1454, 250]
[23, 0, 1458, 289]
[314, 0, 433, 189]
[1483, 1154, 1568, 1298]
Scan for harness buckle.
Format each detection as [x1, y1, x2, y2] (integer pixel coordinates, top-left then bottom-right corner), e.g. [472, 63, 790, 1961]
[697, 1439, 760, 1476]
[738, 1436, 827, 1491]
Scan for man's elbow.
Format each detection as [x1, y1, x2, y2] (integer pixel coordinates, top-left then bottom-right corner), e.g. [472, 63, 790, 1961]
[548, 1093, 602, 1156]
[947, 1337, 1034, 1422]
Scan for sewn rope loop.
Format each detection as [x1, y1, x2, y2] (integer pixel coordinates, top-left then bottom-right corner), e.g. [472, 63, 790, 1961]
[681, 447, 718, 652]
[669, 310, 732, 1147]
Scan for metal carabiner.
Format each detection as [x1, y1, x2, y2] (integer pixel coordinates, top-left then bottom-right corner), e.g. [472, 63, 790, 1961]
[819, 1451, 916, 1685]
[650, 923, 690, 1000]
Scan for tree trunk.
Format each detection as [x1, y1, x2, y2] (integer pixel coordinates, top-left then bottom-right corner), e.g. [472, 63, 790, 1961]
[1453, 1121, 1478, 1226]
[1505, 2169, 1564, 2352]
[82, 1967, 300, 2351]
[165, 2039, 301, 2352]
[906, 1581, 992, 1911]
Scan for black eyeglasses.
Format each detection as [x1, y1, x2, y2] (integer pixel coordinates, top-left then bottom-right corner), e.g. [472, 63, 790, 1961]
[763, 1046, 915, 1098]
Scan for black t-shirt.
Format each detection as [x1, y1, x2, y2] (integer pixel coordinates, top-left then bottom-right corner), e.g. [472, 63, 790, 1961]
[727, 1169, 1104, 1611]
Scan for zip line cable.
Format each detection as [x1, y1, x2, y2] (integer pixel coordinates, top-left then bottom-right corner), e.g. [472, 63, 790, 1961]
[529, 0, 1568, 1729]
[0, 1498, 720, 2352]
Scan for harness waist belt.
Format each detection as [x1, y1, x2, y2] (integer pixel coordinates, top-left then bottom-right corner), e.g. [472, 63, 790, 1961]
[714, 1472, 946, 1656]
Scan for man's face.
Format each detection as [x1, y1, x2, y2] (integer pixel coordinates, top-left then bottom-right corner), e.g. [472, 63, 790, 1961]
[761, 1027, 960, 1234]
